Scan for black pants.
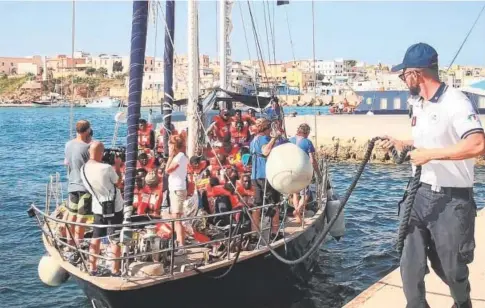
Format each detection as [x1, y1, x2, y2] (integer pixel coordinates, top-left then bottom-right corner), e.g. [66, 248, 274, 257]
[92, 211, 123, 239]
[400, 184, 476, 308]
[252, 179, 280, 206]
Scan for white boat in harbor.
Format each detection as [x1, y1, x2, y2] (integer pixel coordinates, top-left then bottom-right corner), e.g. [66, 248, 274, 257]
[85, 97, 122, 108]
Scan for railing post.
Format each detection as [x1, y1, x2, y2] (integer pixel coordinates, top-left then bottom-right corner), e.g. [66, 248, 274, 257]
[227, 214, 233, 260]
[64, 222, 89, 273]
[170, 220, 175, 276]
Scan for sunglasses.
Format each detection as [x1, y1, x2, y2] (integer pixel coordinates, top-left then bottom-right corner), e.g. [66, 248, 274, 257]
[399, 70, 420, 81]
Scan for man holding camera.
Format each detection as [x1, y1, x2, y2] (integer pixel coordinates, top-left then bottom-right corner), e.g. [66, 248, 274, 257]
[81, 141, 124, 275]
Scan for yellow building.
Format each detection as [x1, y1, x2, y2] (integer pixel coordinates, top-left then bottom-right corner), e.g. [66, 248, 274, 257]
[260, 63, 313, 91]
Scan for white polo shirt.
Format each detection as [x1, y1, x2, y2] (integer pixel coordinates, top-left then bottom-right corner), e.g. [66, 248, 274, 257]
[411, 83, 484, 188]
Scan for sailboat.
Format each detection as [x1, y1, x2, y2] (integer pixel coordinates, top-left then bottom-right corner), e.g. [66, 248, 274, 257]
[28, 1, 344, 308]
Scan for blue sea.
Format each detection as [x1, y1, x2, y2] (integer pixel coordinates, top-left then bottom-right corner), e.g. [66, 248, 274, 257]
[0, 107, 483, 308]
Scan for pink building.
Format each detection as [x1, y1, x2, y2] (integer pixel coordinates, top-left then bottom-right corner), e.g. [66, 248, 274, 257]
[0, 56, 43, 75]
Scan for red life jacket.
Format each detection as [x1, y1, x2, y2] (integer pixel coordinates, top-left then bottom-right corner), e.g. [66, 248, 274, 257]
[206, 184, 239, 208]
[212, 116, 231, 140]
[209, 157, 229, 177]
[157, 127, 179, 154]
[230, 124, 249, 144]
[138, 124, 153, 148]
[136, 157, 156, 172]
[133, 186, 151, 215]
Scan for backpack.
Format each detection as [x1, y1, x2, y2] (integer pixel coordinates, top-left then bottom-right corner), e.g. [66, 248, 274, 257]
[212, 195, 232, 226]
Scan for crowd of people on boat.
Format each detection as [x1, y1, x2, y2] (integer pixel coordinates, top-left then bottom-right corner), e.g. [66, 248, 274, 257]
[62, 98, 322, 276]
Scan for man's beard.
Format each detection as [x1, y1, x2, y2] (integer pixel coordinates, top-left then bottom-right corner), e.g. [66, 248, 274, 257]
[409, 85, 420, 96]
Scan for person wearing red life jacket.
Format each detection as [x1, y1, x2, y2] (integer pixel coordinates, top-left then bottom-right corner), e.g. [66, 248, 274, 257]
[144, 172, 164, 217]
[230, 120, 250, 146]
[133, 169, 150, 215]
[244, 108, 257, 124]
[138, 119, 155, 151]
[157, 123, 178, 155]
[205, 177, 239, 210]
[235, 174, 260, 233]
[209, 153, 230, 179]
[207, 109, 232, 142]
[136, 152, 155, 172]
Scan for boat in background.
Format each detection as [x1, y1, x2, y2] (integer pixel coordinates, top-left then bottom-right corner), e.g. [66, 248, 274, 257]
[85, 97, 122, 108]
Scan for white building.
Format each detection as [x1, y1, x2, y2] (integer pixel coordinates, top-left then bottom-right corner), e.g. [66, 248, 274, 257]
[17, 63, 39, 75]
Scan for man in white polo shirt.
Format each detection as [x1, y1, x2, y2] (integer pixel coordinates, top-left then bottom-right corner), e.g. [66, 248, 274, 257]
[382, 43, 485, 308]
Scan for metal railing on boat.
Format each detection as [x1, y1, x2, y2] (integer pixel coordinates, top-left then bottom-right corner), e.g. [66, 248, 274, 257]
[29, 161, 329, 278]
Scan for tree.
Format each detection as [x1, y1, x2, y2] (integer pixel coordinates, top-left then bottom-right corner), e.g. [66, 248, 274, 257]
[113, 61, 123, 73]
[346, 60, 357, 68]
[86, 67, 96, 76]
[96, 67, 108, 78]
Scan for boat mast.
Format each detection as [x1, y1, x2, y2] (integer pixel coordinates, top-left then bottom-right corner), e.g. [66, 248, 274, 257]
[162, 0, 175, 157]
[122, 0, 149, 228]
[187, 0, 199, 158]
[218, 0, 228, 109]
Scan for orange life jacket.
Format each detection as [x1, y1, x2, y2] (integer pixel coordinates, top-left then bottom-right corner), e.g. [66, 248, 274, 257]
[157, 127, 179, 154]
[138, 124, 153, 148]
[212, 116, 231, 140]
[134, 184, 163, 215]
[206, 184, 239, 208]
[230, 124, 249, 144]
[136, 157, 156, 172]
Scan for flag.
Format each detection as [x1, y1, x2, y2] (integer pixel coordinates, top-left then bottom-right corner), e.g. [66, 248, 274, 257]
[277, 0, 290, 6]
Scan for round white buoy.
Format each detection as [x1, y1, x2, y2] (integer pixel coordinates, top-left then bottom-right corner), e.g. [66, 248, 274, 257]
[114, 111, 127, 123]
[266, 142, 313, 194]
[38, 255, 69, 287]
[326, 200, 346, 240]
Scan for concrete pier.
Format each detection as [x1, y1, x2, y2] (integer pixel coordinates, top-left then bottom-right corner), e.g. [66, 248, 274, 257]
[343, 210, 485, 308]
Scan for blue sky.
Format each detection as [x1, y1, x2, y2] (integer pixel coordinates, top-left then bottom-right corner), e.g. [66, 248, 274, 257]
[2, 1, 485, 66]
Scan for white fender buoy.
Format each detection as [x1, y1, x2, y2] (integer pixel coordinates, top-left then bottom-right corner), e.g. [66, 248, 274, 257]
[38, 255, 69, 287]
[326, 199, 346, 240]
[266, 143, 313, 194]
[114, 111, 127, 123]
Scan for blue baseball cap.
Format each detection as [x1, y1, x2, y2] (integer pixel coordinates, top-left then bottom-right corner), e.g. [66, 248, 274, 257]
[391, 43, 438, 72]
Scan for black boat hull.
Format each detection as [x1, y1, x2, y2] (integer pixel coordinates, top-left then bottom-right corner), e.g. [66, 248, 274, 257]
[73, 212, 327, 308]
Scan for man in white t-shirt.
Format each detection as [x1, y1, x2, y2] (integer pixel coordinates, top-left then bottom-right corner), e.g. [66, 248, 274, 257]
[165, 137, 189, 254]
[81, 141, 124, 275]
[382, 43, 485, 308]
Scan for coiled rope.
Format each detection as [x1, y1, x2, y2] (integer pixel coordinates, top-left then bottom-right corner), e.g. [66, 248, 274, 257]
[240, 137, 420, 265]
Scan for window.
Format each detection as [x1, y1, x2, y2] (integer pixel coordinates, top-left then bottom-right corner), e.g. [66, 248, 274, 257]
[380, 98, 388, 109]
[479, 96, 485, 109]
[393, 98, 401, 109]
[11, 62, 13, 66]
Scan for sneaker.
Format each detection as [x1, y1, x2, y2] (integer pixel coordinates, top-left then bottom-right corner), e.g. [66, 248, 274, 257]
[174, 249, 187, 256]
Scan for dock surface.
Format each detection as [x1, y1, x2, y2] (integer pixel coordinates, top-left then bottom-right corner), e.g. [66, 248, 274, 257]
[344, 209, 485, 308]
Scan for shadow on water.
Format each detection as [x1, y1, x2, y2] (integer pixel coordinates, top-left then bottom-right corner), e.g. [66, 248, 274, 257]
[1, 108, 485, 308]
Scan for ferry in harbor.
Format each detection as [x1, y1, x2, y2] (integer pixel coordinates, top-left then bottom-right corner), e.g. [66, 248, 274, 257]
[352, 80, 485, 115]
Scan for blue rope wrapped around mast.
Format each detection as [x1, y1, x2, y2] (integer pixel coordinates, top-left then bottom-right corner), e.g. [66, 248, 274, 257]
[123, 0, 149, 224]
[163, 0, 175, 157]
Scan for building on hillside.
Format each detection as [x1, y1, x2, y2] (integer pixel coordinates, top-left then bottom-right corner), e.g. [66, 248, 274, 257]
[46, 55, 86, 73]
[0, 56, 43, 75]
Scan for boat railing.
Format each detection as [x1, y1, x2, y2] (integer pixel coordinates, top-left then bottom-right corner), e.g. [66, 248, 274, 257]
[29, 160, 329, 277]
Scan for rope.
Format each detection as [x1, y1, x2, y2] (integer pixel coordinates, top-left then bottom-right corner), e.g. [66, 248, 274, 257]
[237, 1, 261, 111]
[241, 138, 419, 265]
[69, 0, 76, 140]
[284, 6, 296, 63]
[311, 0, 317, 148]
[446, 3, 485, 72]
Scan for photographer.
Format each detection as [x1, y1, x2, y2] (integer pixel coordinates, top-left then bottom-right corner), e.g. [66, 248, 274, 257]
[80, 141, 123, 275]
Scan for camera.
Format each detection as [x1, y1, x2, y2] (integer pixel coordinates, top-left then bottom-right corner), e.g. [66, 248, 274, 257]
[102, 147, 126, 165]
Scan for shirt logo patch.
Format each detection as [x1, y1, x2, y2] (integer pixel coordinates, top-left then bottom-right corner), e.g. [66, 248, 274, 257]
[467, 114, 479, 122]
[411, 116, 417, 127]
[429, 113, 439, 124]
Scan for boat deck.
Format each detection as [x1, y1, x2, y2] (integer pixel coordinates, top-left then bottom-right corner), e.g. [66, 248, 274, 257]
[343, 209, 485, 308]
[44, 208, 323, 291]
